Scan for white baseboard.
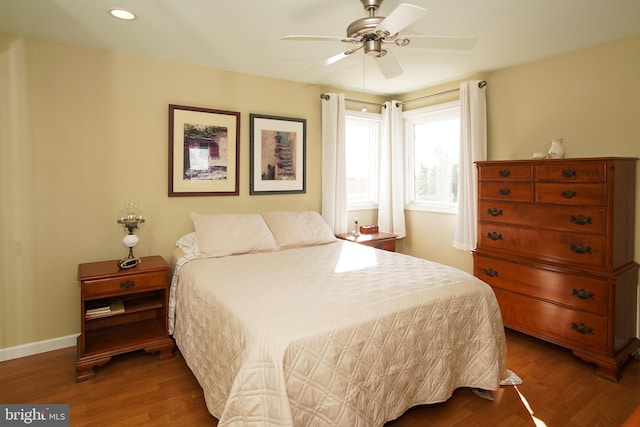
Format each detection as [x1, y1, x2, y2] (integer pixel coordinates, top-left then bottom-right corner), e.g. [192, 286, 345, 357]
[0, 334, 78, 362]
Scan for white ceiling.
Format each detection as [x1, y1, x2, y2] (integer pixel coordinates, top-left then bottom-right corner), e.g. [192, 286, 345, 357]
[1, 0, 639, 96]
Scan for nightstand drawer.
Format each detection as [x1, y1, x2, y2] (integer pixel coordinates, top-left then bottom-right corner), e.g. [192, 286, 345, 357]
[359, 238, 396, 251]
[82, 271, 169, 299]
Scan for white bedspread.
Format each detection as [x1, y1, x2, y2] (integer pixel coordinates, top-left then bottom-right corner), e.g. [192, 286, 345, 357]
[170, 240, 506, 427]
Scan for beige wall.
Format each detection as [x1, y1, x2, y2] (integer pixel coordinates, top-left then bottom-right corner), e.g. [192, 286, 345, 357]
[2, 31, 640, 351]
[0, 33, 333, 350]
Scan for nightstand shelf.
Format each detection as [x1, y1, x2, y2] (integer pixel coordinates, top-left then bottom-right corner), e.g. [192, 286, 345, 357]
[84, 319, 166, 356]
[76, 255, 175, 381]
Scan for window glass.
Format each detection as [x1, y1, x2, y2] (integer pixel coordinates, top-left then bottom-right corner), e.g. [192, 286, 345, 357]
[345, 112, 380, 209]
[404, 101, 460, 213]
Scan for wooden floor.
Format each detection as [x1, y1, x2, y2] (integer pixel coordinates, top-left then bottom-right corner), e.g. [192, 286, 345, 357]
[2, 329, 639, 427]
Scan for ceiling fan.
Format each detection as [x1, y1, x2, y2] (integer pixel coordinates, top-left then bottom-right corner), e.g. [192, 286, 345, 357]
[282, 0, 476, 79]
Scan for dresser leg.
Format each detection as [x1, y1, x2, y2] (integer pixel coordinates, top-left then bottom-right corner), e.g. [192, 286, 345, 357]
[573, 338, 640, 383]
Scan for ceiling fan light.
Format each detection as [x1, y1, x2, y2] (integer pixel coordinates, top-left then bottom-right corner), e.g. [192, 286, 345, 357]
[364, 39, 381, 56]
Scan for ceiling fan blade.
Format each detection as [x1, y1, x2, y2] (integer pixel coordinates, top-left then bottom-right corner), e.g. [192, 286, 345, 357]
[375, 3, 427, 36]
[406, 35, 477, 50]
[376, 50, 403, 79]
[282, 35, 351, 43]
[325, 51, 350, 66]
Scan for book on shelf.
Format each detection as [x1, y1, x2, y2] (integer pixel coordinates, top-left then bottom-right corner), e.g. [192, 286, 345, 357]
[85, 299, 125, 319]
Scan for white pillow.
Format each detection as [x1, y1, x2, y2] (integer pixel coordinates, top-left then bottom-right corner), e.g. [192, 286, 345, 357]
[190, 212, 278, 258]
[261, 211, 336, 249]
[176, 232, 199, 252]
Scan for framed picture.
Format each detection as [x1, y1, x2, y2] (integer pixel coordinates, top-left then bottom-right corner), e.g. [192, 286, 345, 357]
[168, 104, 240, 196]
[249, 114, 306, 195]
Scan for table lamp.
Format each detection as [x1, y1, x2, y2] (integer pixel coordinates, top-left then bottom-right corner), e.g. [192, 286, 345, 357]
[116, 203, 145, 269]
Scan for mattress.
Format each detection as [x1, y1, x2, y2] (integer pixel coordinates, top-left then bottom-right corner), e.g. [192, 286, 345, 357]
[170, 240, 507, 426]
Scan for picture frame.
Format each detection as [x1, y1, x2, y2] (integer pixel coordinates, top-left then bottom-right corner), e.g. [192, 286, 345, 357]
[168, 104, 240, 197]
[249, 114, 306, 195]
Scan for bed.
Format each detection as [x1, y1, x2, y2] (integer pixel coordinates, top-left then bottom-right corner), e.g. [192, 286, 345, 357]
[169, 211, 507, 427]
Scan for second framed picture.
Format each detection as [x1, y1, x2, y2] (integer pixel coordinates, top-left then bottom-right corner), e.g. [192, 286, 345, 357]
[249, 114, 306, 195]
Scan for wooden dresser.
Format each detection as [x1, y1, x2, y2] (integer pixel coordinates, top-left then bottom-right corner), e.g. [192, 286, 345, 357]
[473, 157, 639, 381]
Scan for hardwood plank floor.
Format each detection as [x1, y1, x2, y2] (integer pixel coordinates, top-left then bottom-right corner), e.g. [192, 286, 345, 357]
[1, 329, 639, 426]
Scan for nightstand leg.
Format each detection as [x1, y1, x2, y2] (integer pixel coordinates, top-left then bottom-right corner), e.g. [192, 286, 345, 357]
[144, 339, 175, 360]
[75, 356, 112, 382]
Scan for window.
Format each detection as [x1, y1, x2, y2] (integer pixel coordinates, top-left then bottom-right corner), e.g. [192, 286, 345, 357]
[345, 111, 380, 209]
[404, 101, 460, 214]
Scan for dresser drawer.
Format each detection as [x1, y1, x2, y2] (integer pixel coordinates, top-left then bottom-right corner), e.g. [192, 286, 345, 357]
[493, 288, 608, 352]
[478, 223, 606, 267]
[478, 164, 533, 181]
[536, 162, 606, 182]
[82, 271, 169, 299]
[474, 254, 608, 315]
[536, 183, 607, 206]
[479, 201, 606, 234]
[479, 181, 533, 202]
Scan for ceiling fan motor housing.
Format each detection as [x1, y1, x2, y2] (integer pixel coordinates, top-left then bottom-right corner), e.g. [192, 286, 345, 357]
[347, 17, 385, 39]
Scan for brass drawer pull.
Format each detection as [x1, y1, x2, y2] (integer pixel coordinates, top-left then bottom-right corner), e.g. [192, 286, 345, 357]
[561, 169, 577, 178]
[570, 215, 592, 225]
[120, 280, 135, 290]
[561, 190, 577, 198]
[572, 288, 594, 300]
[499, 188, 511, 196]
[487, 208, 503, 217]
[571, 322, 593, 335]
[487, 232, 503, 241]
[570, 243, 592, 254]
[499, 169, 511, 177]
[483, 268, 499, 277]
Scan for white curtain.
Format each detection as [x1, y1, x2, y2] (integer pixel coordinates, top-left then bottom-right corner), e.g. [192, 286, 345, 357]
[321, 93, 348, 234]
[378, 100, 406, 238]
[453, 80, 487, 251]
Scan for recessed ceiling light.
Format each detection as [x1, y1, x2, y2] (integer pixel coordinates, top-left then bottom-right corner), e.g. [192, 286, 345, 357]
[109, 8, 137, 21]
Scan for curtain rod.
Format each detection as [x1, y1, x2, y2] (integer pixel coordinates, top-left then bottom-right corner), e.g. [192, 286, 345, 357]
[320, 80, 487, 108]
[319, 93, 381, 106]
[398, 80, 487, 107]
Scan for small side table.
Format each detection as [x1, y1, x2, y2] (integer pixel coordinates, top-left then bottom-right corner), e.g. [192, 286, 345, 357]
[75, 255, 175, 381]
[336, 232, 397, 252]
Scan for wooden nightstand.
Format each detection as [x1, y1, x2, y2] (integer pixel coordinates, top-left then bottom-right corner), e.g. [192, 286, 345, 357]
[336, 231, 397, 252]
[75, 255, 175, 381]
